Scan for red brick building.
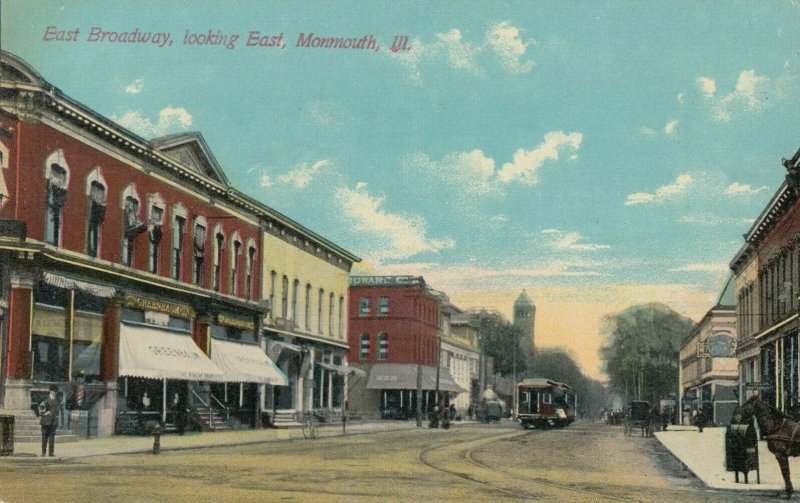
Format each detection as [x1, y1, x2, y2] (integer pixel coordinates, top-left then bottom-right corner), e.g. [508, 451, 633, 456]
[347, 276, 462, 419]
[0, 51, 287, 437]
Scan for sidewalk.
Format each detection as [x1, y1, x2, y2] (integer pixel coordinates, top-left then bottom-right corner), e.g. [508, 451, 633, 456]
[5, 420, 425, 460]
[655, 425, 800, 493]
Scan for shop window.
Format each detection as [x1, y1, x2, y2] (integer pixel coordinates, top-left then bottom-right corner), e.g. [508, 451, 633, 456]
[45, 152, 69, 246]
[378, 333, 388, 360]
[360, 333, 370, 360]
[213, 228, 224, 291]
[32, 282, 68, 382]
[122, 186, 145, 267]
[147, 197, 165, 274]
[230, 235, 242, 296]
[360, 297, 370, 316]
[245, 244, 256, 300]
[72, 291, 103, 382]
[86, 175, 107, 258]
[172, 210, 186, 281]
[193, 218, 207, 286]
[211, 324, 256, 343]
[378, 297, 389, 315]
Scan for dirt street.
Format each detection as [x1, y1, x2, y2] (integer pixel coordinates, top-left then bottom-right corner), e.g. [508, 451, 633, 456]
[0, 422, 771, 502]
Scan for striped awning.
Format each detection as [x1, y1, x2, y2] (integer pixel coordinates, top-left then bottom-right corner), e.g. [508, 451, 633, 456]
[42, 272, 116, 298]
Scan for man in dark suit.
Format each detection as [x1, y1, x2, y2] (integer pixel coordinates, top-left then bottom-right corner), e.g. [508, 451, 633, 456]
[39, 385, 60, 457]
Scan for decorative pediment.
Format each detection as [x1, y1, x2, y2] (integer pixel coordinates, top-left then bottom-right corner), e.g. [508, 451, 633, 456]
[1, 51, 48, 87]
[150, 132, 229, 187]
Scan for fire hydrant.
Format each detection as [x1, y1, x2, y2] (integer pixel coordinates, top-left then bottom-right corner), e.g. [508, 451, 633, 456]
[152, 423, 162, 455]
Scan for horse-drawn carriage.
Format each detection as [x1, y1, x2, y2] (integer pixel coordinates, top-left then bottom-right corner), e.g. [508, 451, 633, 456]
[623, 400, 651, 437]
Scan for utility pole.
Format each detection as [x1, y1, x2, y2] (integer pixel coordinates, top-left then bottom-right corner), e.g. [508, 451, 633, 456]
[512, 330, 517, 420]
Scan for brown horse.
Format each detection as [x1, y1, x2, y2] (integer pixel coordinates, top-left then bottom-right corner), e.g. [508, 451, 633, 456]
[735, 395, 800, 499]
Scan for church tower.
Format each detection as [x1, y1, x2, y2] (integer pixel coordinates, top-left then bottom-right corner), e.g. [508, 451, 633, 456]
[513, 289, 536, 360]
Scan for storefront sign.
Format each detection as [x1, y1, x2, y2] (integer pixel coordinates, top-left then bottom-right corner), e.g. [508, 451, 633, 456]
[217, 313, 255, 331]
[122, 294, 193, 319]
[349, 275, 422, 287]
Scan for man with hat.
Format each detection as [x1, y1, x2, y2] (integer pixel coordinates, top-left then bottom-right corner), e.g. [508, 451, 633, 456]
[39, 385, 60, 457]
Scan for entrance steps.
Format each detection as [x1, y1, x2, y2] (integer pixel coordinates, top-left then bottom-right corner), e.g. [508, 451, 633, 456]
[192, 408, 230, 431]
[272, 409, 302, 428]
[0, 409, 79, 443]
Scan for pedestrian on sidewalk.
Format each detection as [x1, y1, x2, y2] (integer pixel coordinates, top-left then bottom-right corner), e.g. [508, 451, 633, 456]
[694, 408, 707, 433]
[39, 385, 60, 457]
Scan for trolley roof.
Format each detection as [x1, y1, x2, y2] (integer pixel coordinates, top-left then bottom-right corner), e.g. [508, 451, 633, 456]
[517, 378, 574, 392]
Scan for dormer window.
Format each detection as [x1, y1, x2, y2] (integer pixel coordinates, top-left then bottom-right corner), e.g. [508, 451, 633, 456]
[86, 172, 107, 258]
[45, 151, 69, 246]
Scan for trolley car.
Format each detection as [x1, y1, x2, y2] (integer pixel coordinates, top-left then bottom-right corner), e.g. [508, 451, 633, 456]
[516, 378, 576, 429]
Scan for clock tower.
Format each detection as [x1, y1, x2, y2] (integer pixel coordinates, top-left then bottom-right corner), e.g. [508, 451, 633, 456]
[513, 289, 536, 362]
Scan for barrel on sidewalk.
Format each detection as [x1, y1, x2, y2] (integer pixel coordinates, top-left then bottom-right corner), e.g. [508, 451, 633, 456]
[725, 423, 760, 484]
[0, 414, 14, 456]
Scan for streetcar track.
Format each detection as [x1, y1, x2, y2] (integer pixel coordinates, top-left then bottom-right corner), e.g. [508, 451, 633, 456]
[418, 427, 639, 502]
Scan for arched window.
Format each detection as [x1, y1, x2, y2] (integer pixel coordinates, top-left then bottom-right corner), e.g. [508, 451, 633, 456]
[305, 284, 312, 330]
[0, 142, 9, 208]
[338, 296, 344, 338]
[171, 204, 187, 280]
[212, 225, 224, 291]
[292, 279, 300, 324]
[230, 232, 242, 296]
[269, 270, 277, 315]
[85, 168, 107, 258]
[44, 150, 69, 246]
[329, 292, 335, 335]
[281, 275, 289, 320]
[147, 194, 165, 274]
[378, 333, 388, 360]
[245, 240, 256, 300]
[192, 216, 207, 286]
[121, 184, 145, 267]
[318, 289, 324, 333]
[359, 333, 370, 360]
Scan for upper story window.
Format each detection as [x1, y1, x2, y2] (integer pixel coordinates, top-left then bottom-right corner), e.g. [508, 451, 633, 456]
[245, 242, 256, 300]
[121, 185, 145, 267]
[171, 204, 187, 281]
[328, 292, 335, 335]
[45, 150, 69, 246]
[305, 284, 312, 330]
[378, 333, 388, 360]
[0, 142, 9, 208]
[359, 333, 370, 360]
[85, 169, 107, 258]
[269, 271, 276, 315]
[338, 296, 344, 338]
[359, 297, 370, 316]
[378, 297, 389, 315]
[213, 226, 224, 291]
[192, 218, 207, 286]
[230, 234, 242, 296]
[281, 275, 289, 319]
[147, 195, 165, 274]
[292, 279, 300, 322]
[318, 289, 325, 333]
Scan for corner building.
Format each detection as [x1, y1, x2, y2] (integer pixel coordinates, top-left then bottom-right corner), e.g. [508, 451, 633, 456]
[347, 276, 462, 419]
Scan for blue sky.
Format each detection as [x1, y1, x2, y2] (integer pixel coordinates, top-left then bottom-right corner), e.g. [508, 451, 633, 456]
[5, 1, 800, 377]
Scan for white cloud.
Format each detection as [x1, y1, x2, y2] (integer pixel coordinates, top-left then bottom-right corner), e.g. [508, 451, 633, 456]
[435, 29, 480, 72]
[486, 21, 534, 74]
[278, 160, 331, 189]
[405, 149, 500, 196]
[625, 174, 693, 206]
[490, 214, 508, 222]
[679, 214, 755, 226]
[640, 126, 656, 136]
[375, 260, 603, 282]
[664, 119, 678, 135]
[114, 106, 193, 137]
[259, 172, 274, 188]
[696, 76, 716, 96]
[497, 131, 583, 185]
[677, 92, 685, 104]
[124, 78, 144, 95]
[335, 184, 455, 260]
[668, 262, 729, 273]
[541, 229, 610, 251]
[698, 70, 772, 122]
[724, 182, 768, 196]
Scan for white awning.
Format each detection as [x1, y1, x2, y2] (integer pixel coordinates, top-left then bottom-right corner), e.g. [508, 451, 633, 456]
[210, 339, 288, 386]
[42, 272, 116, 298]
[318, 361, 367, 377]
[119, 323, 224, 381]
